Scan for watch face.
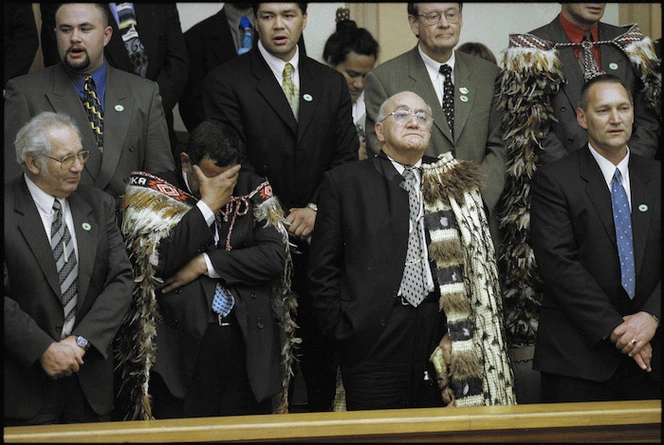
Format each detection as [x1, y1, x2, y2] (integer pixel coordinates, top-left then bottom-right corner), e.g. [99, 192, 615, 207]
[77, 336, 88, 348]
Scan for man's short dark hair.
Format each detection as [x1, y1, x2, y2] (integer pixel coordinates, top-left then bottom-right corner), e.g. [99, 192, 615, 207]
[578, 74, 633, 111]
[55, 3, 110, 27]
[187, 121, 245, 167]
[252, 2, 308, 16]
[407, 2, 463, 16]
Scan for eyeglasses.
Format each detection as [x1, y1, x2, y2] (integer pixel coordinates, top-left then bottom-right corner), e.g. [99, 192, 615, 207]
[44, 150, 91, 169]
[418, 9, 461, 25]
[380, 109, 432, 127]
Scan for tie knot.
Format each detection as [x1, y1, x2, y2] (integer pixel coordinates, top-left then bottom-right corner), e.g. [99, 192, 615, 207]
[53, 199, 63, 212]
[439, 64, 452, 76]
[402, 168, 417, 181]
[283, 63, 294, 78]
[583, 31, 594, 42]
[613, 168, 623, 183]
[239, 16, 251, 30]
[85, 75, 95, 88]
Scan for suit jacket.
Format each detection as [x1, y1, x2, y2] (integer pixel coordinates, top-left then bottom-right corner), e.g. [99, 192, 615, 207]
[364, 47, 506, 211]
[4, 63, 175, 200]
[309, 153, 443, 367]
[531, 148, 661, 382]
[203, 48, 359, 210]
[530, 18, 660, 163]
[40, 3, 188, 114]
[148, 169, 286, 403]
[4, 177, 133, 419]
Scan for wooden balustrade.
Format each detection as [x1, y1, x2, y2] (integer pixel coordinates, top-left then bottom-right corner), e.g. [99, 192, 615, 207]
[4, 400, 660, 443]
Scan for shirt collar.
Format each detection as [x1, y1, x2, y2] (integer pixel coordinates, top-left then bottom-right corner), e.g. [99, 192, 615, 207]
[224, 5, 254, 28]
[386, 155, 423, 177]
[559, 13, 599, 43]
[588, 143, 630, 186]
[419, 44, 456, 76]
[258, 39, 300, 81]
[24, 173, 66, 217]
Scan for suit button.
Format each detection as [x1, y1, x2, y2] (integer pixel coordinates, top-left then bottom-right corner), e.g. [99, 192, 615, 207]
[128, 145, 135, 152]
[380, 319, 387, 327]
[567, 138, 574, 145]
[175, 289, 182, 294]
[560, 106, 566, 112]
[257, 316, 264, 329]
[55, 325, 62, 333]
[123, 177, 129, 184]
[251, 293, 256, 300]
[172, 318, 179, 326]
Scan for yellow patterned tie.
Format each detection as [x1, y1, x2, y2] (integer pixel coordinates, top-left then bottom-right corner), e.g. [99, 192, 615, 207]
[282, 63, 299, 120]
[83, 76, 104, 152]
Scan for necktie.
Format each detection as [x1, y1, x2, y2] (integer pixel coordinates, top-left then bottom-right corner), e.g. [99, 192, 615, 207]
[238, 16, 252, 55]
[211, 214, 235, 316]
[579, 31, 602, 82]
[439, 64, 454, 136]
[52, 200, 78, 338]
[399, 168, 427, 307]
[611, 169, 635, 299]
[115, 2, 149, 77]
[83, 76, 104, 152]
[282, 63, 299, 120]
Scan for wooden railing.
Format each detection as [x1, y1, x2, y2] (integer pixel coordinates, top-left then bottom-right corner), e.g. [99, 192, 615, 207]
[4, 400, 660, 443]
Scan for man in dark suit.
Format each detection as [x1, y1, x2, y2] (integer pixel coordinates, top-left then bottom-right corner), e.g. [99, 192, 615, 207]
[364, 2, 506, 216]
[119, 121, 295, 419]
[4, 112, 133, 425]
[527, 3, 659, 164]
[531, 74, 661, 402]
[203, 2, 358, 412]
[309, 91, 516, 410]
[40, 3, 188, 154]
[5, 3, 174, 201]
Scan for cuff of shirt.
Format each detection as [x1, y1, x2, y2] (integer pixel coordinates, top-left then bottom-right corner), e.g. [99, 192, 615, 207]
[196, 200, 215, 226]
[202, 252, 221, 278]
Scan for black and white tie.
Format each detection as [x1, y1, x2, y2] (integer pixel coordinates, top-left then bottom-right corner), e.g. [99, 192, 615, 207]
[439, 64, 454, 136]
[52, 200, 78, 338]
[399, 168, 427, 307]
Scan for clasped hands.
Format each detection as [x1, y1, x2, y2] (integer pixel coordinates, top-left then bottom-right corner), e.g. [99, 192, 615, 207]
[609, 311, 658, 372]
[39, 335, 86, 379]
[283, 207, 316, 244]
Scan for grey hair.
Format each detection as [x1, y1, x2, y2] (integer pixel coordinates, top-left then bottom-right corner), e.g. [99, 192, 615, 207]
[15, 112, 82, 170]
[377, 94, 433, 122]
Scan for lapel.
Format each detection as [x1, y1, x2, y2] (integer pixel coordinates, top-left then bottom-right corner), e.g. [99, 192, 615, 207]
[579, 148, 616, 244]
[96, 65, 132, 190]
[406, 47, 453, 144]
[452, 52, 474, 144]
[628, 156, 655, 278]
[548, 18, 585, 112]
[14, 178, 63, 300]
[68, 191, 95, 312]
[47, 64, 99, 185]
[373, 152, 411, 252]
[598, 23, 628, 81]
[251, 50, 298, 138]
[297, 57, 321, 141]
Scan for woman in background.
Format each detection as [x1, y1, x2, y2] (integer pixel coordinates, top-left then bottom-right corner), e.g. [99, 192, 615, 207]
[324, 8, 378, 160]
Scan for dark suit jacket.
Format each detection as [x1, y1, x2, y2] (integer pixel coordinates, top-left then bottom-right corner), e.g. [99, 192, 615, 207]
[149, 169, 286, 403]
[40, 3, 188, 114]
[530, 18, 660, 163]
[203, 48, 358, 210]
[4, 63, 174, 199]
[4, 177, 133, 419]
[4, 2, 38, 86]
[179, 7, 307, 133]
[531, 148, 661, 382]
[364, 47, 506, 212]
[309, 153, 443, 367]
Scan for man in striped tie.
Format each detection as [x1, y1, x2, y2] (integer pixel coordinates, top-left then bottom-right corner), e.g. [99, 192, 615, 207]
[531, 74, 661, 402]
[4, 112, 133, 425]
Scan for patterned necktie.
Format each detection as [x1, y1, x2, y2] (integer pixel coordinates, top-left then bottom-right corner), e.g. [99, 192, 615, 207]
[399, 168, 427, 307]
[611, 168, 635, 299]
[83, 76, 104, 152]
[211, 214, 235, 316]
[237, 16, 252, 55]
[439, 64, 454, 136]
[52, 200, 78, 338]
[115, 2, 149, 77]
[579, 31, 602, 82]
[282, 63, 299, 120]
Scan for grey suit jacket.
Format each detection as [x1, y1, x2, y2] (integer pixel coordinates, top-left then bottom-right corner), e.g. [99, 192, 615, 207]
[4, 63, 175, 200]
[4, 177, 133, 419]
[364, 47, 506, 211]
[530, 18, 660, 163]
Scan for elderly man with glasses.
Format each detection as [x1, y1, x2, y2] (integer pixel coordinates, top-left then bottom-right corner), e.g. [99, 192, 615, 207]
[309, 91, 515, 411]
[364, 3, 506, 241]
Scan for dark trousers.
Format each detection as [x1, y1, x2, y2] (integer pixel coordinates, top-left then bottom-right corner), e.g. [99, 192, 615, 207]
[341, 295, 444, 411]
[151, 314, 271, 419]
[293, 246, 338, 412]
[540, 355, 661, 402]
[5, 375, 108, 426]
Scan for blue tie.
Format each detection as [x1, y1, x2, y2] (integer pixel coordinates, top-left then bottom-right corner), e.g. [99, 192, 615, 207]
[611, 168, 635, 299]
[212, 283, 235, 316]
[238, 16, 252, 55]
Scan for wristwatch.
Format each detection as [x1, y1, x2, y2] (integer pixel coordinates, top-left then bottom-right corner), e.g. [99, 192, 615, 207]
[306, 202, 318, 212]
[76, 336, 90, 351]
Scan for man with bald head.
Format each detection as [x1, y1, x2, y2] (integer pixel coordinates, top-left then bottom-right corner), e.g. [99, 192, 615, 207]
[309, 92, 515, 410]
